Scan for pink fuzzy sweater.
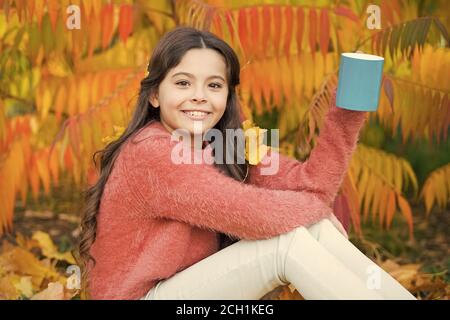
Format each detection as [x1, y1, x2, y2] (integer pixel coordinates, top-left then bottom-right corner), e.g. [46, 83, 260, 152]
[88, 95, 367, 300]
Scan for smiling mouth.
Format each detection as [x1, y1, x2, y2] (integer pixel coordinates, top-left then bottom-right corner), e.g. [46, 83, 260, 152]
[181, 110, 212, 120]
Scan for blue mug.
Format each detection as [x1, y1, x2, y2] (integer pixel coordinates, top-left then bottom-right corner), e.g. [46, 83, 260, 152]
[336, 52, 384, 112]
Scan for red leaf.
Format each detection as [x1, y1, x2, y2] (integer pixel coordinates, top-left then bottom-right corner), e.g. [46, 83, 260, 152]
[47, 0, 60, 32]
[296, 7, 304, 54]
[212, 14, 223, 39]
[35, 0, 45, 29]
[101, 3, 114, 49]
[308, 8, 317, 60]
[118, 4, 133, 44]
[284, 6, 293, 60]
[334, 5, 359, 23]
[68, 118, 81, 159]
[262, 6, 271, 56]
[26, 0, 35, 21]
[249, 7, 260, 58]
[273, 6, 282, 57]
[82, 0, 93, 21]
[319, 8, 330, 58]
[238, 8, 249, 56]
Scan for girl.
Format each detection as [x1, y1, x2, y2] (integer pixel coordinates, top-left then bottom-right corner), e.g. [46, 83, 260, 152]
[77, 26, 416, 300]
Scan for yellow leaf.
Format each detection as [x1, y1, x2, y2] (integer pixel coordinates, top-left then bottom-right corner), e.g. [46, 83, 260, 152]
[36, 150, 51, 195]
[396, 195, 414, 240]
[386, 190, 396, 229]
[0, 246, 60, 285]
[31, 231, 76, 264]
[0, 275, 20, 300]
[242, 121, 270, 165]
[78, 77, 90, 113]
[41, 86, 52, 121]
[101, 125, 125, 146]
[13, 276, 34, 298]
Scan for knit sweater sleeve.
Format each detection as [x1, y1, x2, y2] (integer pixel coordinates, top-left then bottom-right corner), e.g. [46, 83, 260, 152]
[247, 91, 368, 206]
[122, 136, 333, 241]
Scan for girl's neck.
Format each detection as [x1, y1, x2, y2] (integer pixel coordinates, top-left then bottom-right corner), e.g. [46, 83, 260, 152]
[186, 135, 208, 151]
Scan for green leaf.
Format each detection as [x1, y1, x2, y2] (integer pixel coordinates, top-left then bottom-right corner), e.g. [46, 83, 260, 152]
[417, 18, 432, 51]
[408, 19, 423, 55]
[28, 23, 41, 62]
[389, 24, 403, 59]
[383, 76, 394, 112]
[404, 20, 419, 56]
[400, 21, 412, 55]
[381, 27, 391, 56]
[433, 17, 450, 44]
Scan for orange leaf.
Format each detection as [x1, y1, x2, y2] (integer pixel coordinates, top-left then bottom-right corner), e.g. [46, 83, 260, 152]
[273, 6, 282, 57]
[212, 14, 222, 39]
[68, 118, 81, 159]
[101, 3, 114, 49]
[118, 4, 133, 44]
[262, 6, 271, 56]
[249, 7, 260, 59]
[224, 10, 235, 45]
[87, 13, 101, 57]
[54, 85, 67, 123]
[34, 0, 45, 29]
[26, 0, 35, 22]
[48, 146, 59, 187]
[334, 5, 359, 23]
[238, 8, 249, 57]
[78, 77, 90, 114]
[308, 8, 317, 60]
[82, 0, 93, 21]
[29, 156, 40, 200]
[284, 6, 293, 61]
[296, 7, 304, 54]
[63, 143, 74, 172]
[36, 150, 51, 195]
[46, 0, 60, 32]
[397, 195, 414, 240]
[91, 0, 102, 18]
[319, 8, 330, 59]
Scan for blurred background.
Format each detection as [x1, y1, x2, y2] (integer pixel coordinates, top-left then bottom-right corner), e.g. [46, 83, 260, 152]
[0, 0, 448, 300]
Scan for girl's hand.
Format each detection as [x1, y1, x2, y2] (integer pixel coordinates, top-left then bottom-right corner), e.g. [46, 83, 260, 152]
[328, 213, 349, 239]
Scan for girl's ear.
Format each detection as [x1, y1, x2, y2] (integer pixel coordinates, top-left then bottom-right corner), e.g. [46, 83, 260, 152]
[149, 92, 159, 108]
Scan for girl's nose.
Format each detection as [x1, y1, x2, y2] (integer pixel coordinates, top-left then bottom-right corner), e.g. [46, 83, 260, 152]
[191, 96, 207, 103]
[191, 86, 207, 103]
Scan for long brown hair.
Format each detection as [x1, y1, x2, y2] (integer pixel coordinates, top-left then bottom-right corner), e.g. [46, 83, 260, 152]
[76, 26, 250, 298]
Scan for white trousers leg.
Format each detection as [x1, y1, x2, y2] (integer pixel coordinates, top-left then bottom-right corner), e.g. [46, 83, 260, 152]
[141, 218, 416, 300]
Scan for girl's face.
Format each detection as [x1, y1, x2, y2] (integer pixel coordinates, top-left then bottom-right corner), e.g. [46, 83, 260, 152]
[149, 48, 229, 143]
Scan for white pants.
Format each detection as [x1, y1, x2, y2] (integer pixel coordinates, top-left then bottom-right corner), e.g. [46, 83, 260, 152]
[141, 218, 416, 300]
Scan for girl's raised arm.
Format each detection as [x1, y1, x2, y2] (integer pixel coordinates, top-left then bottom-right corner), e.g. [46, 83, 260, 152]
[247, 90, 368, 207]
[122, 136, 333, 241]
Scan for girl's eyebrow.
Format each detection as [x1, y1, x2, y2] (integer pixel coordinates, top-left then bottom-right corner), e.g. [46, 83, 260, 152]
[171, 72, 225, 82]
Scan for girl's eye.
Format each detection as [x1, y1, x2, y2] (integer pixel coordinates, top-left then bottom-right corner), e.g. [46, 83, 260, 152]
[175, 81, 222, 89]
[176, 81, 189, 87]
[209, 83, 222, 89]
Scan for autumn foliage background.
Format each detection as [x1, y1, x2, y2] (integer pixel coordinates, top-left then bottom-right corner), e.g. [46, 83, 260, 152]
[0, 0, 449, 300]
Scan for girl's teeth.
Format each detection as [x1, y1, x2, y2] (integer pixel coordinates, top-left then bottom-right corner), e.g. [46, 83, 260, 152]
[184, 111, 209, 117]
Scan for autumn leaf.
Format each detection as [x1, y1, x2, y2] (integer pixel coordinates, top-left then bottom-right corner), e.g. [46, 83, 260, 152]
[242, 120, 271, 165]
[31, 231, 76, 264]
[102, 125, 125, 146]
